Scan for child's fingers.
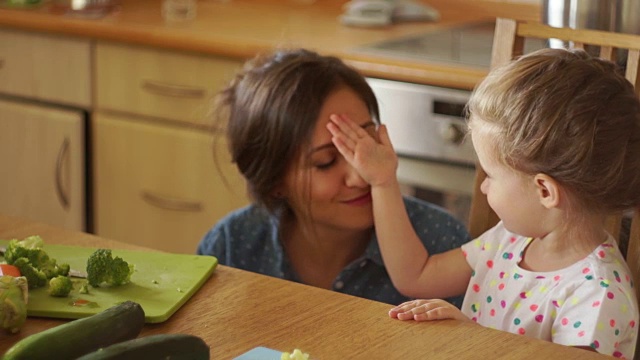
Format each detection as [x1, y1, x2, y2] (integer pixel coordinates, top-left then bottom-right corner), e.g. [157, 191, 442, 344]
[330, 114, 370, 141]
[330, 131, 355, 161]
[327, 122, 357, 156]
[377, 124, 394, 148]
[389, 300, 428, 319]
[413, 306, 453, 321]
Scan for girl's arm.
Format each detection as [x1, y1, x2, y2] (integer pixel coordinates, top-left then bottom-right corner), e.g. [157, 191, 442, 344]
[327, 114, 471, 298]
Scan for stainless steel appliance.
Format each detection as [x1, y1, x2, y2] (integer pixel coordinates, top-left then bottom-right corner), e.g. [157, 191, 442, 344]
[367, 77, 477, 225]
[542, 0, 640, 59]
[543, 0, 640, 35]
[355, 22, 546, 69]
[357, 22, 549, 225]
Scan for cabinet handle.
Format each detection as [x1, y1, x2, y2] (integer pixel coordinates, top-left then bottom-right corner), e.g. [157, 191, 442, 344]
[141, 191, 203, 212]
[141, 80, 207, 99]
[0, 59, 4, 69]
[55, 137, 71, 210]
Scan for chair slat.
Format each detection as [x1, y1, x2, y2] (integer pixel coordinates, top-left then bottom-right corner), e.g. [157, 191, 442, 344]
[605, 214, 623, 241]
[626, 49, 640, 91]
[573, 42, 585, 50]
[599, 45, 616, 61]
[628, 209, 640, 303]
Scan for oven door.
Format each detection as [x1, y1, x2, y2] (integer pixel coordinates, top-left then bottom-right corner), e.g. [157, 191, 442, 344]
[367, 77, 477, 226]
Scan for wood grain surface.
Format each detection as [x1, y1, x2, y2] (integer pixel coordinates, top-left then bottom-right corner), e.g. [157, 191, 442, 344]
[0, 213, 608, 359]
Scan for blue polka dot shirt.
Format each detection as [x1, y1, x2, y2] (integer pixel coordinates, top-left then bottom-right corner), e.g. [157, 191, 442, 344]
[197, 196, 470, 307]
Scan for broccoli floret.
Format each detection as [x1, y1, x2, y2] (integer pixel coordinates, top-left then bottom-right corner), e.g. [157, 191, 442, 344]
[12, 258, 47, 289]
[4, 236, 70, 280]
[3, 236, 44, 264]
[48, 276, 72, 297]
[78, 282, 90, 294]
[86, 249, 135, 287]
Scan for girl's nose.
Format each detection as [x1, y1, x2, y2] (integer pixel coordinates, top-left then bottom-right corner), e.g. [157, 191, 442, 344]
[480, 176, 489, 195]
[345, 164, 368, 188]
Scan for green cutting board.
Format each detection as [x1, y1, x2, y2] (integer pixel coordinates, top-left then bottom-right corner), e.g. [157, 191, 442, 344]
[0, 240, 217, 323]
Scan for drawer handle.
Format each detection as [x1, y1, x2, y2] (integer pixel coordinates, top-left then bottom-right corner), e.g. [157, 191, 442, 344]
[141, 191, 203, 212]
[55, 137, 71, 210]
[141, 80, 207, 99]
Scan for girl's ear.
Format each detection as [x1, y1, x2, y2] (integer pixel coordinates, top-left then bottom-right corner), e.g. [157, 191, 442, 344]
[533, 174, 560, 209]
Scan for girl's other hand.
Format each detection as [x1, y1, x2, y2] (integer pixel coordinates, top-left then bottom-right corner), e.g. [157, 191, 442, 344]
[389, 299, 471, 322]
[327, 114, 397, 188]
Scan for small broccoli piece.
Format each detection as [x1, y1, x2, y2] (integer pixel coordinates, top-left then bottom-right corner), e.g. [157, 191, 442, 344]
[78, 282, 90, 294]
[12, 258, 47, 289]
[48, 276, 73, 297]
[86, 249, 135, 287]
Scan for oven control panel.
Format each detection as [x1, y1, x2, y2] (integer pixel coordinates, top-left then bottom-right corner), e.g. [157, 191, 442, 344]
[367, 77, 477, 167]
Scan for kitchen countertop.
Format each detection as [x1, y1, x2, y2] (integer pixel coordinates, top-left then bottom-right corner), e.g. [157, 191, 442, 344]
[0, 0, 541, 89]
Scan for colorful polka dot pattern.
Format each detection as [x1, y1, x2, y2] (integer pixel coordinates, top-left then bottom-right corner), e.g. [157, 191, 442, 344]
[461, 222, 639, 359]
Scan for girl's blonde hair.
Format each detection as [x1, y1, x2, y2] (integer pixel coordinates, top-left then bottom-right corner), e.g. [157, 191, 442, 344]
[467, 48, 640, 214]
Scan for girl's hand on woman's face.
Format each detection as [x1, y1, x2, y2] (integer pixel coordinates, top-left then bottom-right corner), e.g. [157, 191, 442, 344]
[389, 299, 471, 322]
[327, 114, 398, 188]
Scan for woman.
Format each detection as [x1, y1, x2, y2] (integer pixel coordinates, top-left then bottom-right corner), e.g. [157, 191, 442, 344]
[197, 48, 469, 305]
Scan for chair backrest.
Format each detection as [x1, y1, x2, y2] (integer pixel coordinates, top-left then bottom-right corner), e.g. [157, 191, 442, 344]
[468, 18, 640, 307]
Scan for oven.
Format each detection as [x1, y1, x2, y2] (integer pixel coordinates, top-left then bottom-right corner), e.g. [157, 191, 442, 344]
[367, 77, 477, 226]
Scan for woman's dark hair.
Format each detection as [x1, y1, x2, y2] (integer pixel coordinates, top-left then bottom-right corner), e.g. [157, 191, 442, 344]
[217, 48, 380, 214]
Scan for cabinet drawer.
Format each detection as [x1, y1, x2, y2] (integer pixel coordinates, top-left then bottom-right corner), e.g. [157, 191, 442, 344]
[0, 28, 91, 108]
[93, 112, 249, 253]
[95, 42, 242, 127]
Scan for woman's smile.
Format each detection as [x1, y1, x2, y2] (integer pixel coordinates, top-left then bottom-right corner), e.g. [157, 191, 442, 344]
[342, 192, 372, 206]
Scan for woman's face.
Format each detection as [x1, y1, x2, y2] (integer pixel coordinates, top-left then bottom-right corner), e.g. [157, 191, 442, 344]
[282, 86, 377, 233]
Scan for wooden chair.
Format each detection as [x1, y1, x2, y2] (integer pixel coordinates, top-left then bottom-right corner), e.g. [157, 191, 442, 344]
[468, 18, 640, 313]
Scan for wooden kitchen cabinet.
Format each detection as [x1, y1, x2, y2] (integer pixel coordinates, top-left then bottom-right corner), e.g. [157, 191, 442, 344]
[0, 28, 91, 108]
[93, 114, 248, 254]
[0, 28, 90, 231]
[95, 42, 243, 127]
[0, 98, 85, 230]
[94, 43, 249, 253]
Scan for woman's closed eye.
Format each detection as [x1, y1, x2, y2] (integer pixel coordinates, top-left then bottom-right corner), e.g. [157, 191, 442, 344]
[314, 157, 336, 170]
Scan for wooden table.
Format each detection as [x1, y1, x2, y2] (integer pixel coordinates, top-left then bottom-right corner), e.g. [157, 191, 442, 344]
[0, 214, 607, 359]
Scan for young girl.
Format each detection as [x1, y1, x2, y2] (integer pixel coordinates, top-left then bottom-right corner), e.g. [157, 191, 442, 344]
[327, 48, 640, 358]
[196, 48, 470, 306]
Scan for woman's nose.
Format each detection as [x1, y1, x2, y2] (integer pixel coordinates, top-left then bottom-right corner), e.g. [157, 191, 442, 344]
[345, 164, 368, 188]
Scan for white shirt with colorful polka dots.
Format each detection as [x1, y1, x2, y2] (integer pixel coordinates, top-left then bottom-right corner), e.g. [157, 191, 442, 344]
[461, 222, 638, 359]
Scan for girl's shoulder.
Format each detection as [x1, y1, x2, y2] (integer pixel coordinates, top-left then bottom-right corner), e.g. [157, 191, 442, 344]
[463, 222, 528, 254]
[584, 236, 636, 281]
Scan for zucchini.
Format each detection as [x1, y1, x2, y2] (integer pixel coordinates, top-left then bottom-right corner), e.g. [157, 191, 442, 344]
[2, 301, 145, 360]
[76, 333, 210, 360]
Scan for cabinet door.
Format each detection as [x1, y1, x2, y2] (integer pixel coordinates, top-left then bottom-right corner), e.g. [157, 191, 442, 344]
[0, 97, 85, 230]
[93, 113, 249, 254]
